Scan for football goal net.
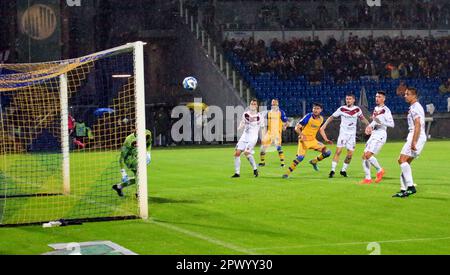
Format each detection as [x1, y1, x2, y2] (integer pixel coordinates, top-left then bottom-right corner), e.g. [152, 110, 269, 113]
[0, 41, 148, 226]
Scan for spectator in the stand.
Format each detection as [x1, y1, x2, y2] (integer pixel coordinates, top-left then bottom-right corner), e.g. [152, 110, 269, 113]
[406, 62, 415, 77]
[393, 5, 406, 28]
[430, 4, 440, 27]
[398, 63, 408, 78]
[442, 4, 450, 27]
[397, 81, 408, 97]
[270, 38, 282, 53]
[257, 4, 280, 27]
[439, 78, 450, 95]
[386, 64, 399, 79]
[316, 5, 329, 28]
[391, 66, 400, 80]
[284, 5, 301, 28]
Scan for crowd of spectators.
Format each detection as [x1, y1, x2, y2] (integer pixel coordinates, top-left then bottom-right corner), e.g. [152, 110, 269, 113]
[223, 35, 450, 85]
[306, 1, 450, 29]
[220, 1, 450, 30]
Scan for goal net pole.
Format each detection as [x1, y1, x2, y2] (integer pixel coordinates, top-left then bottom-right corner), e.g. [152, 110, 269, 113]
[60, 73, 70, 195]
[132, 41, 148, 220]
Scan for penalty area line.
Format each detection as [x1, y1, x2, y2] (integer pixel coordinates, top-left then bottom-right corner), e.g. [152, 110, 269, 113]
[144, 218, 256, 255]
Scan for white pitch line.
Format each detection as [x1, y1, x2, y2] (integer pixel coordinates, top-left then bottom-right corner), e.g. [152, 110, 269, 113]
[145, 218, 256, 255]
[248, 236, 450, 252]
[425, 191, 450, 197]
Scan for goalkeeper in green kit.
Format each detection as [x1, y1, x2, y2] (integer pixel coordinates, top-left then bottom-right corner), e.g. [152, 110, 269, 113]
[112, 129, 152, 197]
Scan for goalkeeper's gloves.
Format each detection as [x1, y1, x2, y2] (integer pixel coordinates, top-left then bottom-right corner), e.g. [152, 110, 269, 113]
[120, 169, 129, 183]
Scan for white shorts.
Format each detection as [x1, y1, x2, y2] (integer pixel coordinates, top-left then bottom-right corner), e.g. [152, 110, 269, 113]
[337, 133, 356, 151]
[236, 138, 258, 155]
[400, 133, 427, 158]
[364, 137, 386, 155]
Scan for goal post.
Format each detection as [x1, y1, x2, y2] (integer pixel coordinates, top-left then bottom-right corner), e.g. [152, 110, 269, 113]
[133, 42, 149, 220]
[0, 41, 149, 226]
[60, 73, 70, 196]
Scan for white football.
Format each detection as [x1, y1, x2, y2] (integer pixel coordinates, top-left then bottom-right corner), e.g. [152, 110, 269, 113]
[183, 76, 198, 90]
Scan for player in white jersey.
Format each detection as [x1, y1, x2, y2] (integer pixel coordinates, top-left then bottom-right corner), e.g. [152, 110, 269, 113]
[360, 91, 395, 184]
[393, 88, 427, 198]
[320, 94, 369, 178]
[232, 99, 262, 178]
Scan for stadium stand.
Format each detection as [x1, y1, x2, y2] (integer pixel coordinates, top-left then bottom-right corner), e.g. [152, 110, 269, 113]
[215, 0, 450, 30]
[223, 36, 450, 116]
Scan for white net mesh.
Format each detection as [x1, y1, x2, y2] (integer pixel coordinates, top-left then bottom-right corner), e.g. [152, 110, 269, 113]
[0, 43, 146, 225]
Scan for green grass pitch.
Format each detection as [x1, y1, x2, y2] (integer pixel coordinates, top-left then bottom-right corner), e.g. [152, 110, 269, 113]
[1, 140, 450, 255]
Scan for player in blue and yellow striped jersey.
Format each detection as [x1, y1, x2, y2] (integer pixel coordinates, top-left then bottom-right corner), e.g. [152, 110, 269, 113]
[282, 103, 332, 179]
[259, 99, 288, 167]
